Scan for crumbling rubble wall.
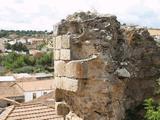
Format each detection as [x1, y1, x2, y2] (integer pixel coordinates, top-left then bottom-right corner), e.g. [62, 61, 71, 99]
[53, 12, 160, 120]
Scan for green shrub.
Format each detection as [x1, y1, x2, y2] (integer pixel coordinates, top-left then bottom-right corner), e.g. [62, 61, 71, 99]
[36, 43, 46, 50]
[36, 52, 53, 66]
[144, 98, 160, 120]
[33, 65, 47, 73]
[13, 66, 34, 73]
[5, 42, 29, 53]
[1, 52, 53, 73]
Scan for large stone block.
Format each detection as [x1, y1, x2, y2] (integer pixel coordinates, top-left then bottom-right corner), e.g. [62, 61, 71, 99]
[61, 35, 70, 49]
[53, 37, 56, 48]
[54, 61, 66, 77]
[55, 77, 63, 89]
[87, 58, 107, 80]
[56, 36, 62, 49]
[54, 50, 60, 60]
[66, 112, 83, 120]
[60, 49, 71, 60]
[55, 88, 64, 102]
[66, 61, 88, 79]
[55, 77, 79, 92]
[55, 102, 70, 115]
[63, 77, 79, 92]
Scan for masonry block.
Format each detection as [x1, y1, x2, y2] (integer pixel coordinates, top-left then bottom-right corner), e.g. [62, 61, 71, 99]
[54, 61, 66, 77]
[54, 50, 60, 60]
[60, 49, 71, 60]
[53, 37, 56, 48]
[63, 77, 79, 92]
[61, 35, 70, 49]
[55, 88, 64, 102]
[56, 36, 62, 49]
[55, 77, 79, 92]
[66, 61, 88, 79]
[55, 77, 63, 89]
[55, 102, 70, 115]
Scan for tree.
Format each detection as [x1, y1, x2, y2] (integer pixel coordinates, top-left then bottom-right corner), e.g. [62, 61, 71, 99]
[1, 51, 53, 73]
[11, 42, 29, 52]
[36, 52, 53, 66]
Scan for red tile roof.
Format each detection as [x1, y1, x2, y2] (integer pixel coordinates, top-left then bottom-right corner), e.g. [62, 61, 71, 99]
[0, 102, 63, 120]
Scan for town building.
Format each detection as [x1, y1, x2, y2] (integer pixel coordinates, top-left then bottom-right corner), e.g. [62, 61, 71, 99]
[17, 79, 54, 102]
[0, 82, 24, 107]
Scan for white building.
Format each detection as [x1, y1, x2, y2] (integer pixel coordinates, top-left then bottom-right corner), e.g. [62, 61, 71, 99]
[16, 38, 27, 44]
[17, 79, 54, 102]
[0, 76, 15, 82]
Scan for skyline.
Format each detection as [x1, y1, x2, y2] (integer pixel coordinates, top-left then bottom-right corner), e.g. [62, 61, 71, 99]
[0, 0, 160, 31]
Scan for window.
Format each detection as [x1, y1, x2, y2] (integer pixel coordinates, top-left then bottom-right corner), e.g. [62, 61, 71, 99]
[43, 92, 47, 95]
[33, 93, 36, 99]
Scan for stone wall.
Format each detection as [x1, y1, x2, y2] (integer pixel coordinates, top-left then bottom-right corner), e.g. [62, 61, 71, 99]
[53, 12, 160, 120]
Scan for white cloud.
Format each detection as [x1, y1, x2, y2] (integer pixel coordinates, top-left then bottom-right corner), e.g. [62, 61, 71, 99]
[0, 0, 160, 30]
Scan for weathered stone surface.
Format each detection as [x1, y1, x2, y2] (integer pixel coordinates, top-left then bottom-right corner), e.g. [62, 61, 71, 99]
[54, 61, 66, 77]
[66, 111, 83, 120]
[115, 68, 131, 78]
[61, 35, 70, 49]
[55, 77, 79, 92]
[52, 37, 56, 48]
[54, 77, 63, 89]
[54, 50, 60, 60]
[60, 49, 71, 60]
[56, 36, 62, 49]
[53, 12, 160, 120]
[55, 88, 64, 102]
[66, 61, 87, 79]
[55, 102, 70, 115]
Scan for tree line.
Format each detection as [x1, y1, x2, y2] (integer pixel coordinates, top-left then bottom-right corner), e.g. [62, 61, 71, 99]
[0, 52, 53, 73]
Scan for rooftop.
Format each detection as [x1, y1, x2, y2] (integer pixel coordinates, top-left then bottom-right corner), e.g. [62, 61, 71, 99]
[13, 73, 53, 80]
[17, 79, 54, 92]
[0, 82, 23, 98]
[0, 102, 63, 120]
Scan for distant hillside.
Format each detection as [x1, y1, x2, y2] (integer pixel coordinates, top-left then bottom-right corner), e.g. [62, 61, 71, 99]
[0, 30, 51, 39]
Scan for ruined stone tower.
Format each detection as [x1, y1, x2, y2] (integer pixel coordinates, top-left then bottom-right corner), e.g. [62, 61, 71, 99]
[53, 12, 160, 120]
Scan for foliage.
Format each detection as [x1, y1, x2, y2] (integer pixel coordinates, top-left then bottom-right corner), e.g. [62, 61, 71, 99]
[5, 43, 11, 49]
[33, 65, 47, 73]
[24, 56, 36, 66]
[1, 52, 53, 73]
[0, 30, 9, 38]
[13, 66, 34, 73]
[1, 52, 24, 70]
[144, 98, 160, 120]
[5, 42, 29, 52]
[36, 52, 53, 66]
[36, 43, 46, 50]
[0, 30, 48, 38]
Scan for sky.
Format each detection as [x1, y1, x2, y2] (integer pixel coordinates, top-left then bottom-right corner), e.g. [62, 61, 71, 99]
[0, 0, 160, 31]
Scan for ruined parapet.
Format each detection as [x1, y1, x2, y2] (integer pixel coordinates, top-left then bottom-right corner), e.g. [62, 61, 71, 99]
[53, 12, 160, 120]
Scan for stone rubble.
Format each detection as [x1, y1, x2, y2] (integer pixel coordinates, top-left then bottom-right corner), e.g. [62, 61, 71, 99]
[53, 12, 160, 120]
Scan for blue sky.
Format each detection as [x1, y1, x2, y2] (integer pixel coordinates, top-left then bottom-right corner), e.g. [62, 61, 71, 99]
[0, 0, 160, 31]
